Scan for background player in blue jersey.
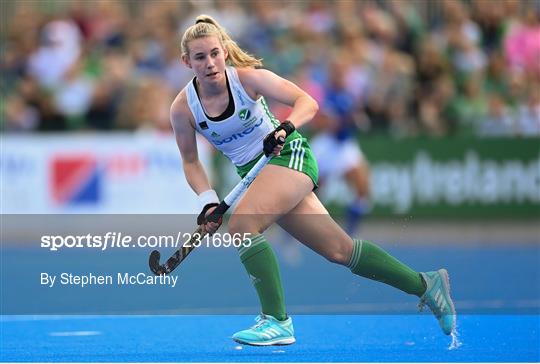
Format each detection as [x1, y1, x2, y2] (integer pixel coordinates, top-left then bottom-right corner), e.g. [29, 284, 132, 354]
[311, 58, 371, 235]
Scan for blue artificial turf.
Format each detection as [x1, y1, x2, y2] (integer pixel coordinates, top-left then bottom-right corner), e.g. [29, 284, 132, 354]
[2, 233, 539, 362]
[1, 314, 539, 362]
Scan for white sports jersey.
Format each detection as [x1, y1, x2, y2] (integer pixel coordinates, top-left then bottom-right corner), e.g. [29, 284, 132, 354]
[185, 66, 280, 166]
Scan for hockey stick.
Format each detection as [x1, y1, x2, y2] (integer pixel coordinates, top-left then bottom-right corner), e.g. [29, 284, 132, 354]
[149, 137, 284, 275]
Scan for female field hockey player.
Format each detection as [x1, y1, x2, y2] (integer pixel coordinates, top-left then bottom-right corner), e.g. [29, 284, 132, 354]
[172, 15, 456, 346]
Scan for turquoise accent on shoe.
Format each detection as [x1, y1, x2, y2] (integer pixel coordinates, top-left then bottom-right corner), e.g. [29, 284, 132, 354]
[232, 314, 296, 346]
[419, 269, 457, 335]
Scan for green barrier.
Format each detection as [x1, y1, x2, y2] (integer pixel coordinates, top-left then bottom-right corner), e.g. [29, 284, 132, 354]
[356, 137, 540, 217]
[213, 137, 539, 218]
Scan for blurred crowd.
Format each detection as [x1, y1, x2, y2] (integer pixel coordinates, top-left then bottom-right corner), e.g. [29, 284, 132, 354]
[1, 0, 539, 137]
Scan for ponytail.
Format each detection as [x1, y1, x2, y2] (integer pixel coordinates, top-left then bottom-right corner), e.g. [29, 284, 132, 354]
[181, 14, 263, 68]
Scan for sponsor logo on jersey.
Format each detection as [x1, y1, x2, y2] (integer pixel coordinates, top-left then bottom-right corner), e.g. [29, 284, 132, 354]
[242, 116, 259, 128]
[199, 121, 209, 130]
[214, 118, 264, 146]
[211, 131, 220, 138]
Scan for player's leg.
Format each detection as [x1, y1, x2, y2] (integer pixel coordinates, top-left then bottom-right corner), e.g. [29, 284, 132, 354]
[311, 134, 370, 234]
[278, 192, 425, 295]
[337, 140, 370, 234]
[343, 157, 371, 234]
[228, 164, 313, 346]
[344, 159, 370, 198]
[278, 192, 456, 334]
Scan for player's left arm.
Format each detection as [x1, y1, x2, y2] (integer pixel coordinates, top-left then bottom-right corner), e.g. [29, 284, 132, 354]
[239, 68, 319, 129]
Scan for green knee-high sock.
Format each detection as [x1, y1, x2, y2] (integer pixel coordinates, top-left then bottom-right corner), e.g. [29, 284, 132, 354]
[348, 239, 426, 297]
[238, 234, 287, 321]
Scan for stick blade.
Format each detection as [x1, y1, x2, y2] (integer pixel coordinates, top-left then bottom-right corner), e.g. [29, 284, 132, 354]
[149, 250, 164, 275]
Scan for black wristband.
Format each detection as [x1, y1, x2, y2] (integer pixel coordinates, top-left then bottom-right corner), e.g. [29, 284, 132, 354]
[275, 120, 295, 137]
[197, 203, 219, 225]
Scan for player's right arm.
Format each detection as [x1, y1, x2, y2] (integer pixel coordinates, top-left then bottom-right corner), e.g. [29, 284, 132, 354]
[170, 91, 220, 233]
[170, 90, 212, 195]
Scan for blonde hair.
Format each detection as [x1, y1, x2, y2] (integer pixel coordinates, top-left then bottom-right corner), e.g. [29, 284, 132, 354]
[181, 14, 263, 68]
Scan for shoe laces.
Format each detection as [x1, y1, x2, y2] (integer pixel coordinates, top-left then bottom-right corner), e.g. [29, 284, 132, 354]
[418, 298, 426, 312]
[251, 315, 270, 331]
[418, 294, 444, 318]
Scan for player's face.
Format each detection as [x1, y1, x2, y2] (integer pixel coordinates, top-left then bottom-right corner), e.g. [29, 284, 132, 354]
[185, 36, 228, 86]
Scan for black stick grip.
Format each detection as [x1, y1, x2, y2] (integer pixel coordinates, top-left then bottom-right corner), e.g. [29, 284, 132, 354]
[206, 201, 230, 223]
[263, 135, 286, 157]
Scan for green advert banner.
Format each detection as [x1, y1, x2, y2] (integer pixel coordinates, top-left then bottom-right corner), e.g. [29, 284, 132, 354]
[354, 137, 540, 217]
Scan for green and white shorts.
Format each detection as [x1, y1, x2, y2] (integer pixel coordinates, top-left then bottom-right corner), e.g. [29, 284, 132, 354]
[235, 130, 319, 188]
